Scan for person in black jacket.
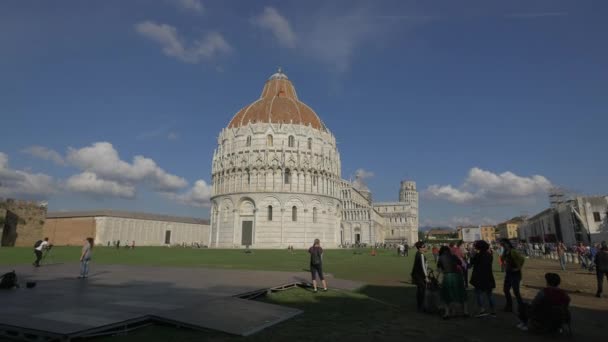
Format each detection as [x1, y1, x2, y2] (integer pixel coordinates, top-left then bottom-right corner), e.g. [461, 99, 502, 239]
[470, 240, 496, 317]
[411, 241, 429, 312]
[595, 241, 608, 298]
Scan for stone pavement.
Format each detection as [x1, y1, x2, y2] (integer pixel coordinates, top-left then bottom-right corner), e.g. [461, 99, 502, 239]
[0, 263, 361, 340]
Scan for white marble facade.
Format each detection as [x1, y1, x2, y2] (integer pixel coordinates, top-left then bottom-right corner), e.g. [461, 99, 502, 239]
[210, 122, 342, 248]
[210, 70, 418, 248]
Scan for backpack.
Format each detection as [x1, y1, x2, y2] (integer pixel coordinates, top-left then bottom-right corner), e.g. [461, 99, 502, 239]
[0, 271, 17, 289]
[34, 240, 43, 248]
[311, 248, 322, 265]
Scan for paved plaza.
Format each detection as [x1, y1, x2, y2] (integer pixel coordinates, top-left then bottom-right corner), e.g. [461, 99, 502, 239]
[0, 262, 361, 340]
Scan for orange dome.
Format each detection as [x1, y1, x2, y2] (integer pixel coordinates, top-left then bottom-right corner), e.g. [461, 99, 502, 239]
[228, 70, 326, 131]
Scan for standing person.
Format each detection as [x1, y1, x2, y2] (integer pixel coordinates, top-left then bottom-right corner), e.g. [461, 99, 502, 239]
[432, 245, 439, 263]
[557, 242, 567, 271]
[595, 241, 608, 298]
[79, 237, 94, 279]
[116, 240, 120, 249]
[411, 241, 429, 312]
[33, 237, 49, 267]
[437, 246, 468, 318]
[501, 239, 525, 312]
[451, 241, 468, 289]
[308, 239, 327, 293]
[404, 243, 409, 257]
[470, 240, 496, 317]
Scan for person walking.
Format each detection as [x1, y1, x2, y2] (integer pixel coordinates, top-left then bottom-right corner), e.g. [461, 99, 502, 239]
[308, 239, 327, 293]
[501, 239, 525, 312]
[33, 237, 49, 267]
[595, 242, 608, 298]
[411, 241, 429, 312]
[557, 242, 567, 271]
[79, 237, 94, 279]
[470, 240, 496, 317]
[437, 246, 468, 319]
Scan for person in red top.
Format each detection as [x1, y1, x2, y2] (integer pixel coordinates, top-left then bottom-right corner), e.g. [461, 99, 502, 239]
[308, 239, 327, 293]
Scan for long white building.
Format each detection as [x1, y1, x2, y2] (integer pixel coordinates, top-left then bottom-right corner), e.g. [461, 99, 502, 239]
[210, 69, 418, 248]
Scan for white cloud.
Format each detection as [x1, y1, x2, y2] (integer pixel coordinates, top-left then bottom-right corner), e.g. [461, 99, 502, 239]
[352, 168, 374, 191]
[167, 132, 179, 140]
[168, 179, 212, 207]
[251, 7, 297, 48]
[172, 0, 204, 13]
[66, 172, 135, 199]
[67, 142, 187, 192]
[424, 167, 553, 205]
[135, 21, 231, 64]
[22, 146, 65, 165]
[0, 152, 57, 198]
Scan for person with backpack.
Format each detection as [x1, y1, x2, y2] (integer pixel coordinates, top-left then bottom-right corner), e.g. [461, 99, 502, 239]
[308, 239, 327, 293]
[501, 238, 525, 312]
[79, 237, 94, 279]
[594, 241, 608, 298]
[33, 237, 49, 267]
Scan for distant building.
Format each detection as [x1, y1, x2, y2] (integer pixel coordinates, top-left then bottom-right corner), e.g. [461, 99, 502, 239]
[426, 228, 457, 240]
[518, 209, 559, 243]
[44, 210, 210, 247]
[496, 217, 524, 240]
[458, 226, 481, 242]
[373, 181, 419, 245]
[520, 195, 608, 245]
[479, 225, 496, 242]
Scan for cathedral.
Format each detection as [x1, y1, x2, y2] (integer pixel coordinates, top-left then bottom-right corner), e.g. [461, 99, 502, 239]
[209, 69, 418, 248]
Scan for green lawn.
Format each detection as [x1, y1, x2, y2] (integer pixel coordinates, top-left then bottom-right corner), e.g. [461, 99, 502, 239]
[0, 246, 419, 284]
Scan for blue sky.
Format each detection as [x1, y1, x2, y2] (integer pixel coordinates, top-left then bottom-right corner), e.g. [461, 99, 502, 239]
[1, 0, 607, 227]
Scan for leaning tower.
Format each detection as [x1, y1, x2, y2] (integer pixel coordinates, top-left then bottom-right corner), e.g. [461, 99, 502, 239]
[399, 180, 419, 243]
[399, 181, 417, 204]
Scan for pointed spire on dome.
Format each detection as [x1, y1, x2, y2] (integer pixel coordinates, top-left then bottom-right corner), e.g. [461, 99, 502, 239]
[269, 66, 288, 80]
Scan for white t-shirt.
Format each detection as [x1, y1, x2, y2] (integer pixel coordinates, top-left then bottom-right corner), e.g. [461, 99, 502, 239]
[35, 241, 49, 251]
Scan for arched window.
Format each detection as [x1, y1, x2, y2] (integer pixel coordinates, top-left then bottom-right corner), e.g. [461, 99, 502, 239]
[223, 207, 229, 223]
[246, 136, 251, 147]
[292, 206, 297, 221]
[312, 172, 317, 186]
[268, 205, 273, 221]
[246, 170, 251, 184]
[313, 207, 318, 223]
[267, 134, 273, 147]
[307, 138, 312, 149]
[284, 169, 291, 184]
[288, 135, 295, 148]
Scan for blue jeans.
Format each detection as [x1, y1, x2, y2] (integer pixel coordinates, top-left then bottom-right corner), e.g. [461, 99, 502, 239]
[474, 288, 495, 311]
[559, 255, 566, 271]
[80, 258, 90, 277]
[503, 271, 523, 309]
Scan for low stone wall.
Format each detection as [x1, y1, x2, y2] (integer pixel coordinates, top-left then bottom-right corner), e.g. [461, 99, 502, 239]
[0, 199, 47, 247]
